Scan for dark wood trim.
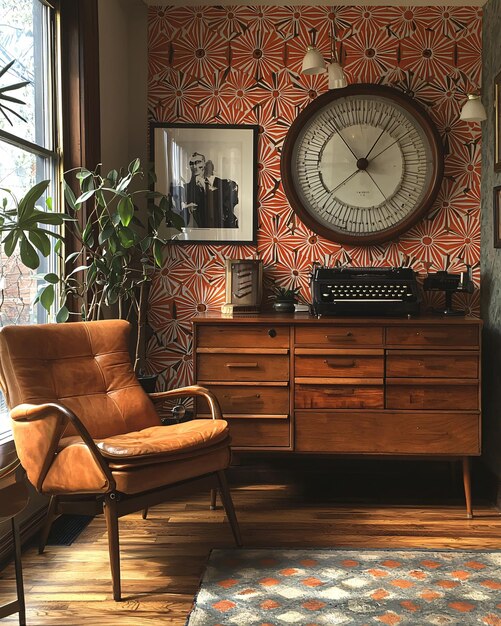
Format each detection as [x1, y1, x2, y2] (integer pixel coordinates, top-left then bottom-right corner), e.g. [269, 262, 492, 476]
[0, 503, 47, 568]
[59, 0, 101, 313]
[60, 0, 101, 174]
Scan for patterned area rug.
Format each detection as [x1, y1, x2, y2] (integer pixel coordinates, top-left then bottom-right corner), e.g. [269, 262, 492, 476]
[186, 549, 501, 625]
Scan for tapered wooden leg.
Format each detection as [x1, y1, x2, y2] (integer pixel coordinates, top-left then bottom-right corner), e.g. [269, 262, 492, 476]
[210, 489, 217, 510]
[12, 517, 25, 626]
[216, 471, 242, 547]
[142, 508, 148, 519]
[104, 494, 121, 601]
[462, 456, 473, 519]
[39, 495, 58, 554]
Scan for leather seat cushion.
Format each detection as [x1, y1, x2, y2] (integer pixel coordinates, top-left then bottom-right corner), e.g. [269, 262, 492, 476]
[112, 444, 231, 494]
[93, 419, 229, 463]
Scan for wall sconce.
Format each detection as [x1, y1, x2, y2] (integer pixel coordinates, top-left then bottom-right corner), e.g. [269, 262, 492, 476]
[460, 94, 487, 122]
[301, 27, 347, 90]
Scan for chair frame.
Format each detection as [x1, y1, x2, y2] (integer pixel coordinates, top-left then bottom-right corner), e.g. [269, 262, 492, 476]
[11, 386, 241, 601]
[0, 459, 27, 626]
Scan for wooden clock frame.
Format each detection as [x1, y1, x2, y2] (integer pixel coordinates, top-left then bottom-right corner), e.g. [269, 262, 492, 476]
[280, 84, 444, 246]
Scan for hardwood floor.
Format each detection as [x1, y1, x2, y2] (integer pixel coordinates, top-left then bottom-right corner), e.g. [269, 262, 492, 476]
[1, 458, 500, 625]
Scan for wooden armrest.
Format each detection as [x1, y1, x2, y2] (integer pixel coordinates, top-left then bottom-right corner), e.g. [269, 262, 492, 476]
[10, 402, 115, 492]
[149, 385, 223, 420]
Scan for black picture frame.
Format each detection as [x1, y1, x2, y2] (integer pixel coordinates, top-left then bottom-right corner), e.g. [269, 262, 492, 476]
[150, 122, 258, 244]
[494, 185, 501, 248]
[495, 71, 501, 172]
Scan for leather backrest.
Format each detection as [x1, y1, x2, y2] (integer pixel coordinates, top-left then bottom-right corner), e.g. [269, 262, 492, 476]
[0, 320, 160, 439]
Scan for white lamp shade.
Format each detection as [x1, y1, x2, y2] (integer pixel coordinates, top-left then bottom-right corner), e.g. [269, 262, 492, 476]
[460, 94, 487, 122]
[327, 62, 347, 90]
[301, 46, 326, 75]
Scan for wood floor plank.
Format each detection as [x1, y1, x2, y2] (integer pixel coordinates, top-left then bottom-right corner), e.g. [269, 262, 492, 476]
[1, 467, 501, 625]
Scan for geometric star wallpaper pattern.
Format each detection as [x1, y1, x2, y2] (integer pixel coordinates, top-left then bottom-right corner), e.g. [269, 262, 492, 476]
[147, 5, 482, 391]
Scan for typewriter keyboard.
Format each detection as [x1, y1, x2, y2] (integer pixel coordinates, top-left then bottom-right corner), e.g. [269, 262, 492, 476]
[321, 284, 414, 301]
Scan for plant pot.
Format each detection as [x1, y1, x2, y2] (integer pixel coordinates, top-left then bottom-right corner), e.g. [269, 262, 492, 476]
[273, 300, 296, 313]
[138, 374, 158, 394]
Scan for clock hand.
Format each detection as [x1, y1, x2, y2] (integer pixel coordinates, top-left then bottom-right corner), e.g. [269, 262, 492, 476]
[327, 119, 359, 160]
[328, 169, 361, 195]
[365, 170, 388, 202]
[369, 129, 412, 162]
[364, 117, 393, 160]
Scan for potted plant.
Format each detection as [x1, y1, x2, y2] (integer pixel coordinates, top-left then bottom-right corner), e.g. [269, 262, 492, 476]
[0, 159, 183, 388]
[269, 286, 301, 313]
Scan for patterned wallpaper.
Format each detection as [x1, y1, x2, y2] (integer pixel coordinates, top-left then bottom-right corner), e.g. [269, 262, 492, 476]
[147, 5, 482, 391]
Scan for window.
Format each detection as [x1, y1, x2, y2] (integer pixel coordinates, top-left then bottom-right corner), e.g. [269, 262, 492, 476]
[0, 0, 60, 442]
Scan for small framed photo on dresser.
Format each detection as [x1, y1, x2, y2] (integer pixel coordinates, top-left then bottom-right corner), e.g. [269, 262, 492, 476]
[494, 185, 501, 248]
[496, 70, 501, 172]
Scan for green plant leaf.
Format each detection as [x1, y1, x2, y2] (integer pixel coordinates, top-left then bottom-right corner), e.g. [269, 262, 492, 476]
[67, 264, 90, 278]
[56, 305, 69, 323]
[76, 169, 92, 181]
[54, 239, 62, 254]
[153, 239, 164, 267]
[75, 189, 96, 204]
[140, 236, 153, 253]
[40, 284, 54, 311]
[2, 230, 20, 257]
[130, 158, 141, 174]
[28, 229, 51, 256]
[118, 196, 134, 227]
[44, 273, 59, 284]
[98, 222, 115, 244]
[0, 59, 15, 78]
[63, 180, 78, 211]
[18, 180, 50, 219]
[118, 227, 134, 248]
[46, 196, 52, 210]
[19, 235, 41, 269]
[107, 170, 118, 185]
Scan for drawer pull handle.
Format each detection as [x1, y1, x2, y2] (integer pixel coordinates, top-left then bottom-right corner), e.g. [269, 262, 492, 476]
[324, 388, 355, 396]
[325, 332, 354, 341]
[268, 328, 277, 338]
[324, 359, 355, 368]
[225, 362, 258, 368]
[223, 394, 261, 400]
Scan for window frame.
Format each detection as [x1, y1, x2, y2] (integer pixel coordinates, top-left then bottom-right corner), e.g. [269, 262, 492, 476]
[0, 0, 62, 445]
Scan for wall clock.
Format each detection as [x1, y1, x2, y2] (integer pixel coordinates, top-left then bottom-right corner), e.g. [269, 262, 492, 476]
[281, 84, 444, 246]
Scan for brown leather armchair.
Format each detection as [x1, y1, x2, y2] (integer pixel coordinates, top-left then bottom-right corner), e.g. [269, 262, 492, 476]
[0, 320, 241, 601]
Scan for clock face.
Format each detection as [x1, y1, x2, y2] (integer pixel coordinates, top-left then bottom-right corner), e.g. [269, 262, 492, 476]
[281, 84, 444, 245]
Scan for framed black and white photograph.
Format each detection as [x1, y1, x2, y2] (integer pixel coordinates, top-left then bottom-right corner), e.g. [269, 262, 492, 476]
[494, 185, 501, 248]
[151, 123, 258, 244]
[495, 70, 501, 172]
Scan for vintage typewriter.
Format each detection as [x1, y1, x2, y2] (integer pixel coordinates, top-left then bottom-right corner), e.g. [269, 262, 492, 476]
[311, 266, 421, 317]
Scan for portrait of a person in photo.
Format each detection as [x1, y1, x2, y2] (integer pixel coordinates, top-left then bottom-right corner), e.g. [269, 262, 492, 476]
[170, 152, 239, 228]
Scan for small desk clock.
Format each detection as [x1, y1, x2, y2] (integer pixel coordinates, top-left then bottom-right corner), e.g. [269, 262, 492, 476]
[222, 259, 263, 314]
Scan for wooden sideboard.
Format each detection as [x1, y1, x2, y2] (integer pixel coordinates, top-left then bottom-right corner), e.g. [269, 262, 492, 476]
[192, 313, 482, 517]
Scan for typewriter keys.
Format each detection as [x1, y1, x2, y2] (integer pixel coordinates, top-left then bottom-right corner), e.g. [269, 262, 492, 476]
[281, 84, 444, 245]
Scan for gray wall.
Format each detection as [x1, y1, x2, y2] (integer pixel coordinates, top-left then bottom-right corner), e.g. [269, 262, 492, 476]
[99, 0, 148, 174]
[481, 0, 501, 480]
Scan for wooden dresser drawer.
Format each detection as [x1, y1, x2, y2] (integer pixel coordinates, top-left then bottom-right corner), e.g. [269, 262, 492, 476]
[386, 381, 479, 410]
[197, 353, 289, 382]
[386, 325, 479, 348]
[295, 352, 383, 378]
[296, 383, 383, 409]
[196, 324, 289, 348]
[295, 411, 480, 454]
[227, 418, 290, 448]
[197, 384, 289, 416]
[295, 326, 383, 346]
[386, 351, 479, 378]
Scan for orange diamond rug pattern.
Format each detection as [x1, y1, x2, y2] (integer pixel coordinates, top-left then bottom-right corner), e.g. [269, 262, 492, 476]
[186, 549, 501, 625]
